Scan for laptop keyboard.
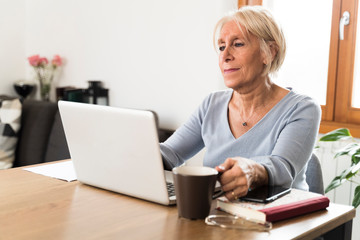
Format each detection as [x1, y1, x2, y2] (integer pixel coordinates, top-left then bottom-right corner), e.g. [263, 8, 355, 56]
[166, 182, 176, 197]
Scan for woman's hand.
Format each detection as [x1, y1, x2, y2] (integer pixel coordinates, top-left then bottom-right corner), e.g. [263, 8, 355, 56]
[215, 157, 268, 201]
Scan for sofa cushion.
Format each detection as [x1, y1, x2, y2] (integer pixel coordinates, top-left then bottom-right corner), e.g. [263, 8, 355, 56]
[0, 97, 22, 169]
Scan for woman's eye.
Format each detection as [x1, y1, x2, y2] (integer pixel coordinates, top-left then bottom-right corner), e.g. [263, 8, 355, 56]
[219, 46, 225, 51]
[234, 42, 244, 47]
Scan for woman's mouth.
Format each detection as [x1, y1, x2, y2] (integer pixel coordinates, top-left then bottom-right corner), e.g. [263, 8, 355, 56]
[224, 68, 240, 74]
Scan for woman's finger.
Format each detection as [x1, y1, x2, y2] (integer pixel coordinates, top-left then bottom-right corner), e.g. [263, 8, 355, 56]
[216, 158, 236, 173]
[224, 185, 249, 200]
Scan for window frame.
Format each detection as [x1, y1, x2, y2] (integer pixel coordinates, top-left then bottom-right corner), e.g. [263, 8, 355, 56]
[319, 0, 360, 136]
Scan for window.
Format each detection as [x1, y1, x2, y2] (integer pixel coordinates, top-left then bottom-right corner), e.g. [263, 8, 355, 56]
[239, 0, 360, 137]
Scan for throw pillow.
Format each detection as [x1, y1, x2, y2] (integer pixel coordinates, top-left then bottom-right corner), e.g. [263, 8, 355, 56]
[0, 97, 22, 169]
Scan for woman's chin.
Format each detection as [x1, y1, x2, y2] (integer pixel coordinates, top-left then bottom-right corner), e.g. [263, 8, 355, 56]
[223, 79, 242, 89]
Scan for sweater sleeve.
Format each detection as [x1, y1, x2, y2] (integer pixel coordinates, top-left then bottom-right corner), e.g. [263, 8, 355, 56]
[251, 98, 321, 188]
[160, 94, 212, 169]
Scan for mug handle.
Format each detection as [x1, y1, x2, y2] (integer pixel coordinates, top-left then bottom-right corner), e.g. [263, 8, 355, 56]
[212, 171, 224, 199]
[212, 189, 225, 199]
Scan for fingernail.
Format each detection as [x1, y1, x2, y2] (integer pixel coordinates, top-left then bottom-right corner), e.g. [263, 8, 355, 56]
[218, 165, 225, 170]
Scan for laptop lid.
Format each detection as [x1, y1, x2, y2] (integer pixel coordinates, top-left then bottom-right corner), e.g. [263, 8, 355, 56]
[58, 100, 175, 205]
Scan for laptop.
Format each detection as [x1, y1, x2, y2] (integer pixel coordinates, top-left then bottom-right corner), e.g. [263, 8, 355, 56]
[58, 100, 176, 205]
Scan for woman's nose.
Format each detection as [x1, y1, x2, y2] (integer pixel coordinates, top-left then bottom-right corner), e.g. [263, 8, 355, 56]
[221, 47, 234, 63]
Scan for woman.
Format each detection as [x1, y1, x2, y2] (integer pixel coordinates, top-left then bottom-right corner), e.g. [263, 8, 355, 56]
[160, 6, 321, 201]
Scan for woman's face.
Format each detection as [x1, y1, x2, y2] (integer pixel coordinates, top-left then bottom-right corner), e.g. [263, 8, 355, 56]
[218, 21, 266, 90]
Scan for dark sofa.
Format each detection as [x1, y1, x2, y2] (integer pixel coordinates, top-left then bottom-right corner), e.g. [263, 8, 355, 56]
[13, 100, 174, 167]
[13, 100, 70, 167]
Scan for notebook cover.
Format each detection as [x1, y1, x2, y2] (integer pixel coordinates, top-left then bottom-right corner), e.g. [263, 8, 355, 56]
[216, 189, 330, 223]
[260, 195, 330, 222]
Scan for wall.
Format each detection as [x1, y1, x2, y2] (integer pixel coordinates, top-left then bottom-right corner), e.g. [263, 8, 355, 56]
[0, 0, 26, 95]
[23, 0, 238, 130]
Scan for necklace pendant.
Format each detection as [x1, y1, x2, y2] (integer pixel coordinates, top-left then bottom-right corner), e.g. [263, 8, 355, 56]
[242, 122, 247, 126]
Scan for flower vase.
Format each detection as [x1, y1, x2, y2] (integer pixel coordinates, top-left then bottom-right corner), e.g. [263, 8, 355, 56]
[28, 54, 63, 102]
[38, 77, 51, 102]
[40, 82, 51, 101]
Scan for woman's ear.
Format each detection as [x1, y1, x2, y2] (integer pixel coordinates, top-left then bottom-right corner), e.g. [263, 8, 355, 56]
[263, 41, 278, 65]
[268, 41, 278, 63]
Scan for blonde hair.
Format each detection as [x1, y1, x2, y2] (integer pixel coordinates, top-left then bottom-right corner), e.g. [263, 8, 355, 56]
[214, 6, 286, 75]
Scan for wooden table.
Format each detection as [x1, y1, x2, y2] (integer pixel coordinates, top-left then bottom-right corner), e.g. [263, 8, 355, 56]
[0, 162, 356, 240]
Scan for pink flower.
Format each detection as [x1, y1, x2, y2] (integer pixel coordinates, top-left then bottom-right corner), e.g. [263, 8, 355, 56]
[39, 57, 49, 66]
[51, 55, 62, 67]
[28, 55, 49, 67]
[28, 55, 41, 67]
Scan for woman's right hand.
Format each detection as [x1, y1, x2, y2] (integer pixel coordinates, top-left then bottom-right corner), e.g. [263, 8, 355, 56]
[216, 157, 268, 201]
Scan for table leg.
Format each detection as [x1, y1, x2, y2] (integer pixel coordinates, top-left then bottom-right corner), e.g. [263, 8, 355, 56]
[322, 220, 353, 240]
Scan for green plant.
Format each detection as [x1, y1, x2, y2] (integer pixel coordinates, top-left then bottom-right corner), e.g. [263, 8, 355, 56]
[319, 128, 360, 208]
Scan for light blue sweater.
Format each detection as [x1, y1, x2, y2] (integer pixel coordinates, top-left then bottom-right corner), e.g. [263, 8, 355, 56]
[160, 89, 321, 190]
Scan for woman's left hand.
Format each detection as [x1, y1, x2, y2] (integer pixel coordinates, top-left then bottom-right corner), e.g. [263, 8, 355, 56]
[216, 157, 268, 201]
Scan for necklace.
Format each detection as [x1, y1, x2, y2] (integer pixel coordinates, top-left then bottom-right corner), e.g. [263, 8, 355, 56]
[238, 100, 273, 127]
[239, 111, 257, 127]
[234, 85, 277, 128]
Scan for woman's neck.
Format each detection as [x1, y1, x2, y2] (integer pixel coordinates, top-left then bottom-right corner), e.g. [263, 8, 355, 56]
[231, 79, 277, 118]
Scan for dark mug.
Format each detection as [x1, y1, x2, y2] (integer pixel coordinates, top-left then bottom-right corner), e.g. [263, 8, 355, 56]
[172, 166, 218, 220]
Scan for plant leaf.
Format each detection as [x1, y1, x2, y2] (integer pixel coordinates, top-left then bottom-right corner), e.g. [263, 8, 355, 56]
[325, 161, 360, 194]
[334, 143, 360, 159]
[353, 154, 360, 164]
[325, 175, 347, 193]
[352, 186, 360, 208]
[319, 128, 352, 141]
[341, 166, 353, 180]
[345, 162, 360, 179]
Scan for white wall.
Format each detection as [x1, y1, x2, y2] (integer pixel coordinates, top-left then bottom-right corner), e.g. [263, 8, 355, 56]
[22, 0, 238, 130]
[0, 0, 26, 95]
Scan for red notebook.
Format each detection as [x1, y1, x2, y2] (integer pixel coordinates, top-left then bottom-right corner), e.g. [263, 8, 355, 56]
[216, 188, 330, 223]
